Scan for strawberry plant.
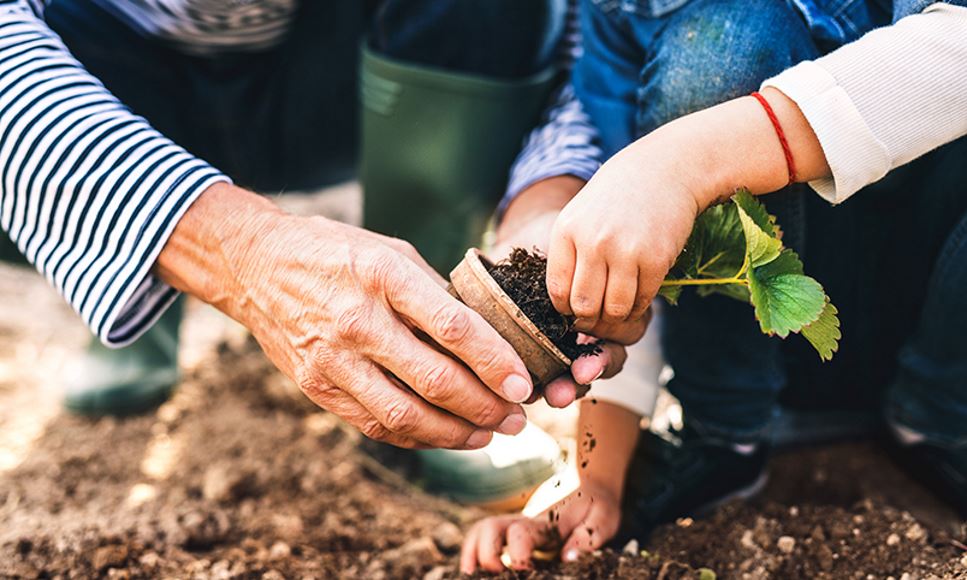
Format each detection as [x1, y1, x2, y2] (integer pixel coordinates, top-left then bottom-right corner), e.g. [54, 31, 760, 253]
[659, 189, 840, 360]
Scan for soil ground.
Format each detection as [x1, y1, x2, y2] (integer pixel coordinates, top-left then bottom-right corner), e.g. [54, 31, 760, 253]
[1, 186, 966, 579]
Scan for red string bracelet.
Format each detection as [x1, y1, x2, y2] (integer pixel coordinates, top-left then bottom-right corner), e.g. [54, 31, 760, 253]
[750, 91, 797, 186]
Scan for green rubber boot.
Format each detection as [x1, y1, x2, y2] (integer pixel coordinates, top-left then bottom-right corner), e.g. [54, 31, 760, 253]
[419, 423, 563, 511]
[63, 298, 183, 417]
[360, 47, 562, 507]
[359, 45, 557, 272]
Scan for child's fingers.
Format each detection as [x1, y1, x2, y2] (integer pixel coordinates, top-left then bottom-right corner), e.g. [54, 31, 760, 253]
[544, 376, 579, 408]
[583, 316, 649, 346]
[601, 261, 638, 324]
[546, 229, 577, 316]
[506, 519, 555, 570]
[461, 517, 513, 574]
[459, 524, 482, 574]
[476, 517, 513, 572]
[561, 506, 617, 562]
[569, 253, 607, 331]
[570, 345, 608, 384]
[629, 267, 655, 321]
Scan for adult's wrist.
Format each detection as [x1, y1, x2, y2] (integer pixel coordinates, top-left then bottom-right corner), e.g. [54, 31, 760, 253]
[155, 181, 284, 320]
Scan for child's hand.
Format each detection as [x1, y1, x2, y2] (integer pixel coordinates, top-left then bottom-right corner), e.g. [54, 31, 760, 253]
[492, 176, 651, 408]
[546, 147, 702, 331]
[459, 480, 622, 573]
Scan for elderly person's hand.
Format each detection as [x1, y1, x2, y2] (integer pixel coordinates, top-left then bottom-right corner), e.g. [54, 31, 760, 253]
[494, 176, 648, 408]
[156, 183, 535, 449]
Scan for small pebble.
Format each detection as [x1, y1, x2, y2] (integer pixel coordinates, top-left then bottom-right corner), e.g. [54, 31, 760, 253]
[905, 523, 926, 542]
[622, 539, 639, 556]
[886, 533, 900, 546]
[423, 565, 448, 580]
[960, 554, 967, 568]
[777, 536, 795, 554]
[788, 506, 799, 517]
[268, 542, 290, 561]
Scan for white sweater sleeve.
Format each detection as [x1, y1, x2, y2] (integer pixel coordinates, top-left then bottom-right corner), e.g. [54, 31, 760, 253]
[588, 305, 664, 418]
[0, 2, 229, 346]
[762, 3, 967, 203]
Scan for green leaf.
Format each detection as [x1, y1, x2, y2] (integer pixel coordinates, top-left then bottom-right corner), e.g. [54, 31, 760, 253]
[733, 189, 779, 238]
[698, 569, 718, 580]
[697, 282, 750, 302]
[757, 248, 805, 277]
[801, 300, 841, 361]
[668, 202, 746, 281]
[748, 268, 825, 338]
[734, 193, 782, 268]
[658, 285, 683, 304]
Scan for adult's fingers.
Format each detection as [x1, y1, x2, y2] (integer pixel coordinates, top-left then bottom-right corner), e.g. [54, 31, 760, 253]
[569, 253, 607, 332]
[372, 324, 526, 435]
[376, 233, 448, 286]
[386, 262, 534, 404]
[571, 342, 627, 383]
[326, 353, 492, 449]
[298, 374, 427, 449]
[506, 518, 555, 570]
[546, 225, 577, 316]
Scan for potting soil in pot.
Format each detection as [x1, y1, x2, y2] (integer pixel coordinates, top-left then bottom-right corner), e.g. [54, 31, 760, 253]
[486, 248, 601, 361]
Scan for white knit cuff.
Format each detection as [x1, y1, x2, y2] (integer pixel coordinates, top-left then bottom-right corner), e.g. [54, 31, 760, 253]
[762, 61, 891, 204]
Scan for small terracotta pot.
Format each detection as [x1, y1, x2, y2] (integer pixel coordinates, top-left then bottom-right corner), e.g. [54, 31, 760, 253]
[448, 248, 571, 388]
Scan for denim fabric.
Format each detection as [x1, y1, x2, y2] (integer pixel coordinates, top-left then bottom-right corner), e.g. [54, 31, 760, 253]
[574, 0, 967, 444]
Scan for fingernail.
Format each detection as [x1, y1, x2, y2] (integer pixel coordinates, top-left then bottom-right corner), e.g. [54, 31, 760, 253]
[465, 429, 492, 449]
[497, 412, 527, 435]
[574, 318, 594, 331]
[591, 367, 605, 383]
[564, 549, 580, 562]
[502, 374, 532, 403]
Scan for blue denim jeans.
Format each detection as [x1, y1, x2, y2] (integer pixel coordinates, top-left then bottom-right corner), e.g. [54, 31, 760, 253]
[43, 0, 560, 192]
[574, 0, 967, 447]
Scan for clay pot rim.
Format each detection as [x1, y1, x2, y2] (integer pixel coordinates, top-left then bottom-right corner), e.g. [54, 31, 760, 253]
[462, 248, 572, 367]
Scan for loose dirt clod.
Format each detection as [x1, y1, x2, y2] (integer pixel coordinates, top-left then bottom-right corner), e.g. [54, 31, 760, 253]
[487, 248, 602, 360]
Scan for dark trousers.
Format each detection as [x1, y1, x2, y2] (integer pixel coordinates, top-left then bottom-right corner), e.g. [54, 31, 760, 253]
[575, 0, 967, 446]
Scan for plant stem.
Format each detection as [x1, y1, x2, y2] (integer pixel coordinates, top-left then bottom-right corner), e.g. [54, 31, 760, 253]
[660, 276, 748, 287]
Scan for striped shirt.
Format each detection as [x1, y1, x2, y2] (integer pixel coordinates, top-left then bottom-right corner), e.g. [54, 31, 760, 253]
[0, 0, 602, 346]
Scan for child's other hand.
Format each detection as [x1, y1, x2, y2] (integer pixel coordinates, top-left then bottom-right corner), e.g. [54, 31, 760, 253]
[546, 146, 702, 332]
[459, 481, 622, 573]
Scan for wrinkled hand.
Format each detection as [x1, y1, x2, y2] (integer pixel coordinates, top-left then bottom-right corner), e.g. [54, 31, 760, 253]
[242, 217, 537, 448]
[159, 185, 535, 450]
[547, 144, 702, 333]
[493, 177, 649, 408]
[460, 480, 622, 573]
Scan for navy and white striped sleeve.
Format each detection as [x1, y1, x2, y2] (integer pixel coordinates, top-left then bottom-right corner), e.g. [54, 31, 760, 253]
[499, 0, 603, 217]
[0, 1, 230, 347]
